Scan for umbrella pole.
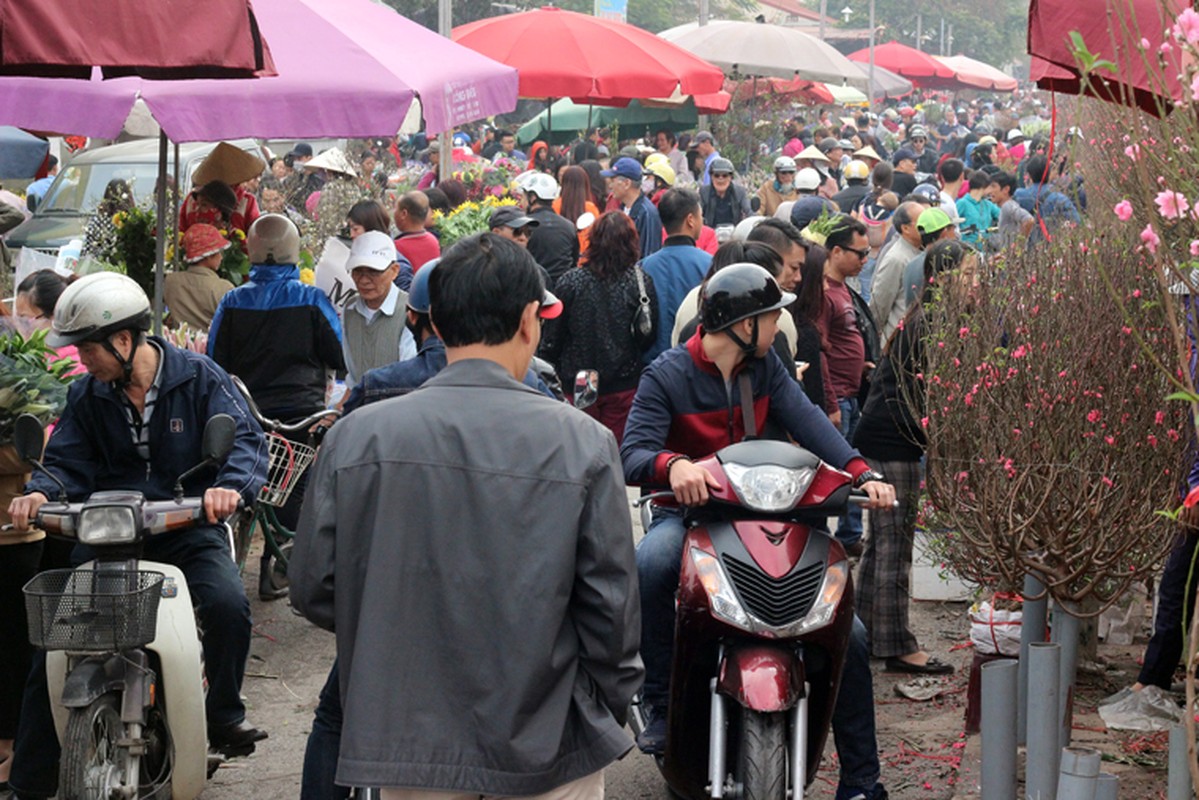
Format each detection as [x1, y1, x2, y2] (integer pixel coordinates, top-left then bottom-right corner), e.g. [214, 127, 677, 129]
[172, 143, 180, 269]
[547, 98, 553, 150]
[749, 76, 757, 174]
[154, 131, 167, 336]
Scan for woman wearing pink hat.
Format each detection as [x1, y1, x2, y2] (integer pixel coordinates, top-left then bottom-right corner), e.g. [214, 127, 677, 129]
[164, 223, 235, 329]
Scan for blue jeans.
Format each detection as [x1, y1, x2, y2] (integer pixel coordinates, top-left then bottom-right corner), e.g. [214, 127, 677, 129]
[9, 525, 252, 798]
[835, 397, 863, 546]
[1138, 530, 1199, 689]
[302, 659, 351, 799]
[636, 513, 880, 788]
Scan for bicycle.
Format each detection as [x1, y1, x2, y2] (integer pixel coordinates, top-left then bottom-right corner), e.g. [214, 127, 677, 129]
[229, 375, 339, 597]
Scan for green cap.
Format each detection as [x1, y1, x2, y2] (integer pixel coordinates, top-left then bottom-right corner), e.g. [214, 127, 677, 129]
[916, 207, 953, 235]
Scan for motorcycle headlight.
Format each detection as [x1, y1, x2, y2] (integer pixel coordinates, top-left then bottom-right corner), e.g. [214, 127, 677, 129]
[78, 506, 138, 545]
[690, 547, 751, 630]
[775, 560, 849, 637]
[722, 463, 815, 512]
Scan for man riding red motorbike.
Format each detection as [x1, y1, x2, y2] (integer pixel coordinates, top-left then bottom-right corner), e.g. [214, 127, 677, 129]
[621, 259, 895, 800]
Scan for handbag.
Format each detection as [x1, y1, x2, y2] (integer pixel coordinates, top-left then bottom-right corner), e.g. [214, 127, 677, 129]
[631, 264, 654, 348]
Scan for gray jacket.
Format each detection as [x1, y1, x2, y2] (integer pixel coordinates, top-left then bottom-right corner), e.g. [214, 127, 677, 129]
[291, 358, 642, 794]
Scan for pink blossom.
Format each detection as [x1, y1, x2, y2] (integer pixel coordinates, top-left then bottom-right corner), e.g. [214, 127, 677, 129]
[1125, 144, 1141, 160]
[1191, 72, 1199, 102]
[1174, 7, 1199, 43]
[1122, 326, 1133, 335]
[1169, 428, 1182, 442]
[1161, 41, 1174, 54]
[1101, 475, 1115, 488]
[1105, 435, 1116, 445]
[1133, 289, 1142, 298]
[1087, 409, 1102, 423]
[958, 326, 970, 338]
[1141, 224, 1161, 253]
[1155, 189, 1190, 219]
[1141, 37, 1152, 48]
[1148, 434, 1159, 447]
[1156, 410, 1166, 425]
[920, 417, 928, 428]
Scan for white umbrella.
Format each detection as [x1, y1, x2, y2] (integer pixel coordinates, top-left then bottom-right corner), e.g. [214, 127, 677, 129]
[658, 20, 867, 88]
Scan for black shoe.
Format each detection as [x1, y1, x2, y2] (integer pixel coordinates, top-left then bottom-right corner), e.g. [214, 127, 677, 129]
[209, 720, 268, 756]
[636, 706, 668, 755]
[258, 557, 288, 602]
[844, 541, 865, 558]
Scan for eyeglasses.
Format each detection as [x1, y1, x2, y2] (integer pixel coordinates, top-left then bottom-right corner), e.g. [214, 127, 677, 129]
[512, 226, 533, 238]
[712, 172, 732, 179]
[842, 245, 871, 260]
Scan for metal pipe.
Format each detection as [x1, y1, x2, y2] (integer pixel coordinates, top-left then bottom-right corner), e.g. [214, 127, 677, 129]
[981, 660, 1018, 800]
[153, 131, 168, 335]
[438, 0, 453, 182]
[1055, 747, 1100, 800]
[1094, 773, 1117, 800]
[1168, 724, 1191, 800]
[1050, 603, 1080, 751]
[867, 0, 876, 109]
[708, 679, 726, 798]
[1018, 574, 1048, 745]
[1026, 642, 1061, 800]
[791, 684, 809, 800]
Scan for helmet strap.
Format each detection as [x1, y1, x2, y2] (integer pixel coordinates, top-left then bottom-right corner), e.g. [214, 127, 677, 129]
[723, 316, 760, 356]
[101, 330, 142, 390]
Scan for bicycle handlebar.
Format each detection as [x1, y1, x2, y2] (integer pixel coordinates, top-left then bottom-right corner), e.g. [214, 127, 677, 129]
[230, 375, 341, 435]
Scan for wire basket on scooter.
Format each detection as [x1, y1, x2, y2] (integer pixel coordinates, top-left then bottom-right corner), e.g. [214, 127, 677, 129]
[23, 569, 165, 652]
[260, 432, 318, 507]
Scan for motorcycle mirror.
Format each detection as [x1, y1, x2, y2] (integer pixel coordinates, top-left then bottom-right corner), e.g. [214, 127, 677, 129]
[573, 369, 599, 410]
[202, 414, 237, 463]
[13, 414, 45, 464]
[750, 195, 762, 213]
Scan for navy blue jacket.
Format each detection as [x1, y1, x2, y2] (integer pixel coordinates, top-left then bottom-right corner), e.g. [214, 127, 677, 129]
[26, 338, 268, 506]
[208, 265, 344, 418]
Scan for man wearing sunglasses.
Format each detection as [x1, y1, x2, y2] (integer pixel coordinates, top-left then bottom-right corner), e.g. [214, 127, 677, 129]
[489, 206, 539, 246]
[905, 124, 939, 175]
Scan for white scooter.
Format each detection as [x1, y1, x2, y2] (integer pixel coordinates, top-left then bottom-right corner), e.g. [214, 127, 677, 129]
[12, 412, 235, 800]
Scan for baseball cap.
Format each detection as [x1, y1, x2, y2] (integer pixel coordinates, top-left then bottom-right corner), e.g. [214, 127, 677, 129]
[916, 207, 954, 235]
[818, 137, 841, 153]
[892, 148, 918, 165]
[489, 206, 538, 230]
[1006, 129, 1026, 142]
[843, 160, 870, 181]
[709, 157, 735, 175]
[601, 157, 643, 181]
[795, 168, 822, 192]
[837, 139, 855, 150]
[346, 230, 398, 271]
[287, 142, 313, 159]
[695, 130, 715, 144]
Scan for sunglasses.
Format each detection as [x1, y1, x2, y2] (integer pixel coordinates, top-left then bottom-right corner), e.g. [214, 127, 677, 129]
[841, 245, 871, 260]
[712, 172, 732, 178]
[512, 226, 533, 238]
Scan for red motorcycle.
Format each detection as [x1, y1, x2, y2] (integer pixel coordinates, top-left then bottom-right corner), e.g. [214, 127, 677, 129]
[632, 438, 867, 800]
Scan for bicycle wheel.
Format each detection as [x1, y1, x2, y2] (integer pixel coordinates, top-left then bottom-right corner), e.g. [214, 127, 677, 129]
[60, 692, 132, 800]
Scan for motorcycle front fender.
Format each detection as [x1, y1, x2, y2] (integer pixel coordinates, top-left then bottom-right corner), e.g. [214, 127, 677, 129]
[60, 655, 128, 709]
[717, 645, 804, 712]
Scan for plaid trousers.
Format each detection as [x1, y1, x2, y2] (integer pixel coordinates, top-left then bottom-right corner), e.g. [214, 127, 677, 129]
[855, 457, 923, 659]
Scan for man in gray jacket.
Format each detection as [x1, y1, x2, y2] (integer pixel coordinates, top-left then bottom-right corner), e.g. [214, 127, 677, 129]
[291, 233, 643, 800]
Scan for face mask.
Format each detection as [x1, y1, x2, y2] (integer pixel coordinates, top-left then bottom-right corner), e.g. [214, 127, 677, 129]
[642, 177, 656, 194]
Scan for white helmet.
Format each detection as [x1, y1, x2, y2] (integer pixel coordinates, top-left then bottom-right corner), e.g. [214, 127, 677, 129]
[795, 168, 822, 192]
[732, 216, 768, 242]
[247, 213, 301, 265]
[48, 272, 151, 348]
[523, 172, 560, 201]
[772, 156, 797, 173]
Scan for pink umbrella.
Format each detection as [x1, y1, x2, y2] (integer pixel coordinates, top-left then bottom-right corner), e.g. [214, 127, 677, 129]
[847, 41, 958, 89]
[935, 55, 1017, 92]
[0, 0, 518, 139]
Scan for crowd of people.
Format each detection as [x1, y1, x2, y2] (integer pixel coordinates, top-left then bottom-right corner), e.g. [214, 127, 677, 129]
[0, 90, 1130, 800]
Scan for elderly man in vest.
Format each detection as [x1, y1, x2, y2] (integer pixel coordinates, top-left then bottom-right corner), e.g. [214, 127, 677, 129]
[342, 230, 417, 389]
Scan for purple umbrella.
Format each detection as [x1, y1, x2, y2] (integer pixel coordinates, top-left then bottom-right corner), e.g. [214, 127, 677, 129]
[0, 0, 518, 139]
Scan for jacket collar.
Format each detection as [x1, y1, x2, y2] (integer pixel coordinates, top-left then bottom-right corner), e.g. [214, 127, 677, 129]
[423, 358, 540, 394]
[89, 336, 192, 403]
[663, 234, 697, 248]
[685, 328, 750, 379]
[249, 264, 300, 282]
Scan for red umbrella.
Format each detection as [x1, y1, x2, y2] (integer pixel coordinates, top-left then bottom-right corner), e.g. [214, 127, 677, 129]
[1028, 0, 1190, 116]
[0, 0, 274, 79]
[847, 41, 958, 89]
[452, 6, 724, 101]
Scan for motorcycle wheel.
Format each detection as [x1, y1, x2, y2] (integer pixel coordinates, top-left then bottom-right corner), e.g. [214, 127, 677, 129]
[60, 693, 131, 800]
[139, 702, 174, 799]
[735, 710, 787, 800]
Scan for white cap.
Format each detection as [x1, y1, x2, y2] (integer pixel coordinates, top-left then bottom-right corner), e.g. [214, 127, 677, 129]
[346, 230, 397, 271]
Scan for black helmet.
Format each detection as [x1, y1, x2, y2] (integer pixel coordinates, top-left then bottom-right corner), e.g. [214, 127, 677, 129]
[701, 263, 796, 333]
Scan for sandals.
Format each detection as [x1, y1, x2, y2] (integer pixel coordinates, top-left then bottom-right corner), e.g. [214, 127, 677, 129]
[884, 656, 955, 675]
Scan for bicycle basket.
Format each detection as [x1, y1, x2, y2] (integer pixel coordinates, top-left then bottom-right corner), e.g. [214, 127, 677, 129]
[260, 432, 318, 507]
[24, 569, 165, 652]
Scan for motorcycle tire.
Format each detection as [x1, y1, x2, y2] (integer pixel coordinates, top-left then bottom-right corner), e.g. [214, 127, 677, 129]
[59, 692, 132, 800]
[735, 710, 787, 800]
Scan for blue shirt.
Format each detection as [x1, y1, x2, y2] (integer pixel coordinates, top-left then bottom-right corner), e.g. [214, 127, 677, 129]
[1012, 184, 1081, 245]
[627, 194, 663, 260]
[955, 194, 1000, 248]
[639, 236, 712, 364]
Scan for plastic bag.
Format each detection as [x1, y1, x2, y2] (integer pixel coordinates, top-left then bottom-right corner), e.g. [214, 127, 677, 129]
[969, 599, 1022, 656]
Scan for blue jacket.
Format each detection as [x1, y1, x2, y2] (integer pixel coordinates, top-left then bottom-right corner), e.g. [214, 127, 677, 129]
[621, 332, 869, 487]
[628, 194, 664, 260]
[26, 337, 268, 506]
[343, 334, 556, 413]
[208, 264, 344, 418]
[1012, 184, 1080, 245]
[639, 236, 712, 364]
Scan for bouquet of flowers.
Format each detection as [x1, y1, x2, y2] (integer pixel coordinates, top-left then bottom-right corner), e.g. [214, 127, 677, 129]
[0, 328, 77, 445]
[434, 195, 519, 249]
[111, 206, 159, 298]
[453, 161, 519, 202]
[217, 227, 251, 285]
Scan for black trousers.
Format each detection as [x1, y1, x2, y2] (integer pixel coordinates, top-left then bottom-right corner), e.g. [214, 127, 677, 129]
[1138, 530, 1199, 689]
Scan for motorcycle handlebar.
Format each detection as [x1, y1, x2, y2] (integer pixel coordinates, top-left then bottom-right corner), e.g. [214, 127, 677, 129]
[633, 489, 898, 510]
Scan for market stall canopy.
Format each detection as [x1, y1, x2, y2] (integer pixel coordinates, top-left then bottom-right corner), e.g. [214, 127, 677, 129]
[1028, 0, 1187, 116]
[658, 19, 867, 88]
[852, 63, 914, 100]
[0, 0, 519, 140]
[935, 55, 1017, 92]
[517, 98, 700, 145]
[0, 125, 48, 179]
[452, 7, 725, 101]
[0, 0, 274, 79]
[847, 41, 959, 89]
